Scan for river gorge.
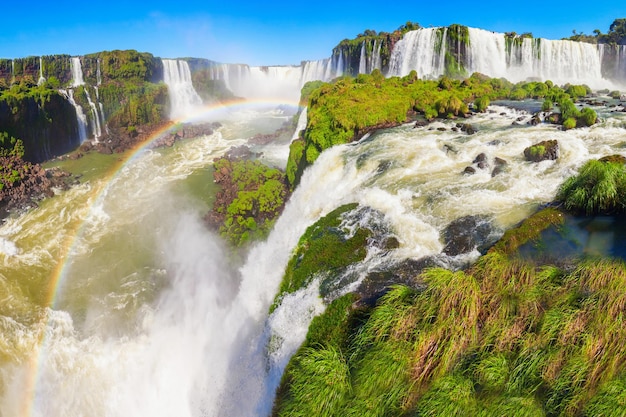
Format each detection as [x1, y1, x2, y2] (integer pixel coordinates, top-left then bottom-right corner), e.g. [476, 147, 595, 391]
[2, 24, 626, 416]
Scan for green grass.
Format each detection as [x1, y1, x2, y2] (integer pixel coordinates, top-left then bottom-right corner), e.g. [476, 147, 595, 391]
[273, 215, 626, 416]
[557, 159, 626, 215]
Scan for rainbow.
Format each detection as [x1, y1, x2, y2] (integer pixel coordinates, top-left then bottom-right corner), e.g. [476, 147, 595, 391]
[21, 97, 303, 417]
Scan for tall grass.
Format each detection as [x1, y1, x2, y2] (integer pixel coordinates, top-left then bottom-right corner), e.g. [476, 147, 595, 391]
[557, 159, 626, 215]
[273, 228, 626, 416]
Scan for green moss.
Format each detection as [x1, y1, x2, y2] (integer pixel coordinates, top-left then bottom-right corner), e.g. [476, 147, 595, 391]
[271, 203, 369, 311]
[212, 158, 288, 247]
[490, 208, 565, 255]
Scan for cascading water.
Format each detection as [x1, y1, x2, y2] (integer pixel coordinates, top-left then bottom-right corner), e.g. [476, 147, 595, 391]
[2, 98, 624, 416]
[37, 56, 45, 86]
[84, 88, 102, 139]
[388, 27, 447, 79]
[96, 58, 102, 86]
[371, 39, 382, 72]
[359, 41, 367, 74]
[70, 57, 85, 87]
[61, 88, 88, 143]
[466, 27, 608, 87]
[162, 59, 203, 119]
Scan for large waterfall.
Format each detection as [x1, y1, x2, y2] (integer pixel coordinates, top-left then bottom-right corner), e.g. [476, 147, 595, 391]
[388, 27, 448, 79]
[387, 27, 625, 88]
[162, 59, 203, 119]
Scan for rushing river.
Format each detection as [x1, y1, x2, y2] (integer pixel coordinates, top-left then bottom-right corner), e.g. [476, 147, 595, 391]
[0, 100, 625, 416]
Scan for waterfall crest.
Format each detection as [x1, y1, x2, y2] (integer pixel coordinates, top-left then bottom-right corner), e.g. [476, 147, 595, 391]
[162, 59, 203, 119]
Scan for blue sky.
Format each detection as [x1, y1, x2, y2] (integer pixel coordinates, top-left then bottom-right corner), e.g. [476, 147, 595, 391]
[1, 1, 623, 66]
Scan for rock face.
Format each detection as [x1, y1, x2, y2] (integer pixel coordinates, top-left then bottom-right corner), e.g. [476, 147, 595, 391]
[0, 156, 74, 214]
[442, 215, 499, 256]
[524, 140, 559, 162]
[0, 94, 82, 163]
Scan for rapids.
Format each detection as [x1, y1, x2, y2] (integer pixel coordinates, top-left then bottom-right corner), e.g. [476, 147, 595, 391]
[0, 98, 625, 416]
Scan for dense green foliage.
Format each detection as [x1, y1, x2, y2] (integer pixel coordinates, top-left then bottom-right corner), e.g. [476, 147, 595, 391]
[557, 159, 626, 215]
[333, 21, 421, 75]
[274, 225, 626, 416]
[213, 157, 288, 247]
[0, 134, 27, 191]
[288, 71, 595, 188]
[271, 203, 369, 311]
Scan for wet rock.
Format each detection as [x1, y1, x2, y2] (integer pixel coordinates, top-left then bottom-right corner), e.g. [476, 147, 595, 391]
[356, 257, 433, 306]
[225, 145, 259, 160]
[444, 144, 458, 154]
[488, 139, 503, 146]
[414, 119, 429, 128]
[529, 114, 541, 125]
[463, 166, 476, 175]
[437, 127, 447, 132]
[524, 140, 559, 162]
[457, 123, 477, 135]
[599, 154, 626, 164]
[473, 153, 489, 169]
[442, 215, 498, 256]
[491, 157, 508, 177]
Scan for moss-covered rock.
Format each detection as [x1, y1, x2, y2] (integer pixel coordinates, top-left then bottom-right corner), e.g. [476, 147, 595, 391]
[524, 140, 559, 162]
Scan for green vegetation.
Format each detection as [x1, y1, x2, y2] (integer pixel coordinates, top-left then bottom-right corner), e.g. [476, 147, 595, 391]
[0, 134, 28, 191]
[211, 157, 288, 247]
[271, 203, 370, 311]
[274, 220, 626, 416]
[557, 159, 626, 215]
[191, 70, 236, 102]
[474, 95, 490, 112]
[288, 70, 595, 189]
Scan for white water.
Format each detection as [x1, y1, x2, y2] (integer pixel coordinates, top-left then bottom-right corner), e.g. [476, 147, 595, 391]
[83, 88, 102, 139]
[388, 27, 447, 79]
[37, 57, 45, 86]
[291, 107, 308, 140]
[359, 42, 367, 74]
[61, 89, 88, 143]
[162, 59, 203, 119]
[467, 27, 611, 88]
[387, 27, 625, 88]
[70, 57, 84, 87]
[96, 58, 102, 86]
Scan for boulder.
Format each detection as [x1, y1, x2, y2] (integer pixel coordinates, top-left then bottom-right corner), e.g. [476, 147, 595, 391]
[524, 140, 559, 162]
[473, 153, 489, 169]
[491, 157, 508, 177]
[463, 166, 476, 175]
[442, 215, 498, 256]
[598, 154, 626, 164]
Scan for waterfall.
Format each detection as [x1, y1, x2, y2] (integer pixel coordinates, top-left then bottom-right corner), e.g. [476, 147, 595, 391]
[467, 28, 608, 87]
[70, 57, 85, 87]
[371, 39, 382, 72]
[291, 107, 308, 140]
[359, 42, 367, 74]
[84, 88, 102, 139]
[96, 58, 102, 86]
[61, 89, 88, 143]
[388, 28, 446, 78]
[37, 56, 45, 86]
[11, 60, 14, 85]
[95, 87, 109, 135]
[301, 59, 332, 86]
[385, 26, 623, 88]
[161, 59, 203, 119]
[336, 50, 344, 76]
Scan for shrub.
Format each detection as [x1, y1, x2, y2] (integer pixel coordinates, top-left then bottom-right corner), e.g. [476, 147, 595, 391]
[562, 117, 577, 130]
[474, 96, 490, 112]
[557, 159, 626, 214]
[541, 98, 553, 112]
[579, 107, 597, 126]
